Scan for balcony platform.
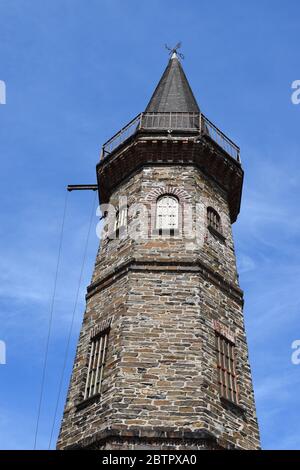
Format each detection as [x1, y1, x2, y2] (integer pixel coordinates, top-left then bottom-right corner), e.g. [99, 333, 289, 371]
[97, 115, 243, 223]
[101, 112, 240, 163]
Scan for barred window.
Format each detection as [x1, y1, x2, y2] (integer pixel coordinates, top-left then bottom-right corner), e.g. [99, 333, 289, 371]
[156, 195, 179, 235]
[215, 333, 238, 404]
[207, 207, 221, 233]
[84, 329, 109, 400]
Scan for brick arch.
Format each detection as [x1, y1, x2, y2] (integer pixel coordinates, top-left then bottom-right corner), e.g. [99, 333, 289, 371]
[145, 186, 191, 203]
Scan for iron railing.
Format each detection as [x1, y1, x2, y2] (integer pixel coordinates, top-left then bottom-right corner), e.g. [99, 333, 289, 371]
[141, 112, 200, 131]
[101, 112, 240, 162]
[201, 115, 240, 161]
[101, 113, 142, 157]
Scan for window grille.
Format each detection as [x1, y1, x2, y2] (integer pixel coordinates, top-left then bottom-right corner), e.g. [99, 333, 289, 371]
[156, 195, 179, 235]
[84, 329, 109, 400]
[215, 333, 238, 404]
[207, 207, 221, 233]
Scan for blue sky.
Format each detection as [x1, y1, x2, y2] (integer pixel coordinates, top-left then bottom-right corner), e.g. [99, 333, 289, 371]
[0, 0, 299, 450]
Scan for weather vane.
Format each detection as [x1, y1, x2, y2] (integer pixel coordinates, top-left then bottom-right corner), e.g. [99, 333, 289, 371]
[165, 42, 184, 59]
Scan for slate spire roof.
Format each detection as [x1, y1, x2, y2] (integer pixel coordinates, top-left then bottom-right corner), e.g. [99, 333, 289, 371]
[145, 52, 200, 113]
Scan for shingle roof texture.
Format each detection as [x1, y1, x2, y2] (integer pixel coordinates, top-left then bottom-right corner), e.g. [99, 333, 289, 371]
[145, 55, 200, 113]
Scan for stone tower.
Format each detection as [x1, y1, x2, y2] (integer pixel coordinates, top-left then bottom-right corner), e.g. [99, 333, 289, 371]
[57, 52, 260, 450]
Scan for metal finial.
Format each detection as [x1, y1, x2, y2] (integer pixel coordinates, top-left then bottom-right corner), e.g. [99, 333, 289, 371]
[165, 42, 184, 60]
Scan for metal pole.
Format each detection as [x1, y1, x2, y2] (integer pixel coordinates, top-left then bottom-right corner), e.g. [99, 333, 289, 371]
[67, 184, 98, 192]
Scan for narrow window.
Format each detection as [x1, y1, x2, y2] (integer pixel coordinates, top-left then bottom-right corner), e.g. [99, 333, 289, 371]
[113, 205, 127, 238]
[84, 328, 109, 400]
[207, 207, 221, 233]
[215, 333, 238, 404]
[156, 195, 179, 236]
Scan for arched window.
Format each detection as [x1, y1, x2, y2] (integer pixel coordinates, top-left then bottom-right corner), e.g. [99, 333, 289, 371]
[156, 195, 179, 235]
[207, 207, 221, 233]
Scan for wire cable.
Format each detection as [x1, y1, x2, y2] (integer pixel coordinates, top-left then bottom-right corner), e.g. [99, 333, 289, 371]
[34, 191, 69, 449]
[48, 192, 97, 449]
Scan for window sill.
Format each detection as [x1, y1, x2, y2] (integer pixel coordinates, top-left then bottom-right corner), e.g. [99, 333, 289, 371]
[152, 228, 180, 237]
[220, 396, 246, 415]
[208, 225, 226, 243]
[75, 393, 101, 411]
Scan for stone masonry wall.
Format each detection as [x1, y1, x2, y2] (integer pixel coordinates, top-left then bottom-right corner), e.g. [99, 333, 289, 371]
[57, 164, 260, 450]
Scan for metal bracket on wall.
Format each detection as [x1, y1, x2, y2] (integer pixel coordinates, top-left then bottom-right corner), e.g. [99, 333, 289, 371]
[67, 184, 98, 192]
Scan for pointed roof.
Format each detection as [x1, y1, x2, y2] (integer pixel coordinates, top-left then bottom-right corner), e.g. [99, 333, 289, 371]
[145, 52, 200, 113]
